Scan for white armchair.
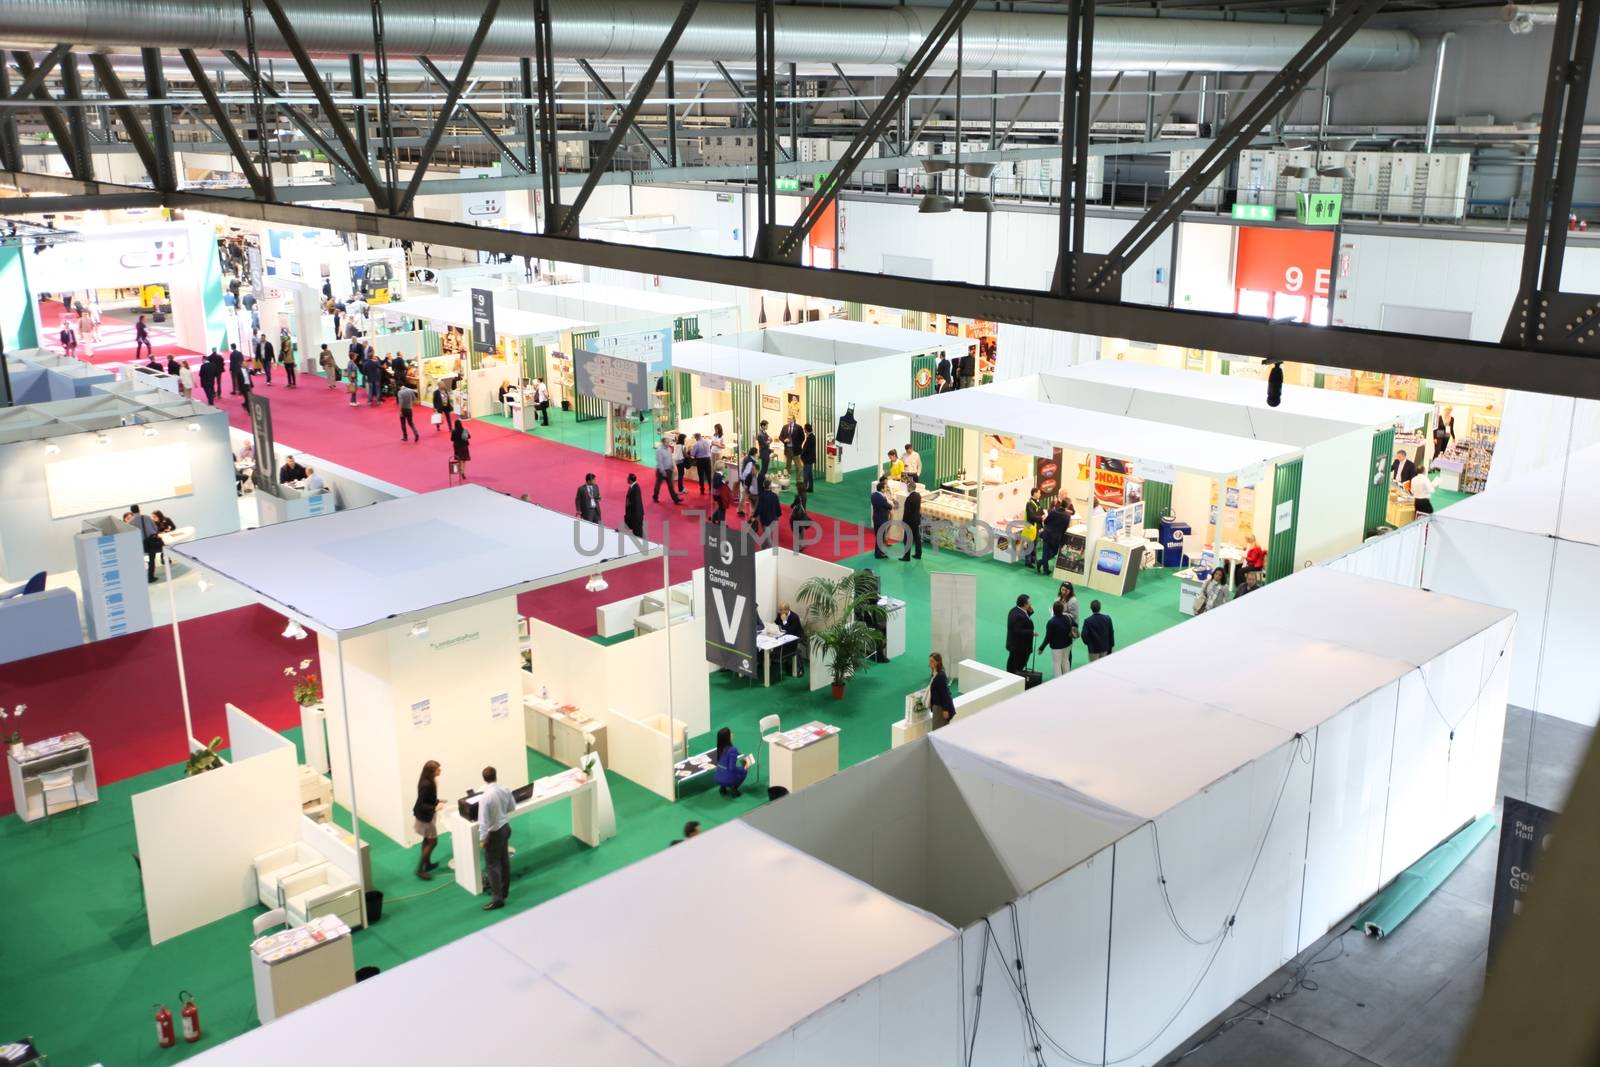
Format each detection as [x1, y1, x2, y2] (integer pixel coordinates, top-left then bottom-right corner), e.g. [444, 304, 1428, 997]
[279, 863, 362, 929]
[253, 843, 324, 908]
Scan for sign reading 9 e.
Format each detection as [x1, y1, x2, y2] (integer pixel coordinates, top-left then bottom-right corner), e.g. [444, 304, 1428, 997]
[1233, 227, 1334, 299]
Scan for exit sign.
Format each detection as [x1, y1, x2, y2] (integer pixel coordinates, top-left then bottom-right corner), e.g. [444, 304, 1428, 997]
[1297, 192, 1343, 225]
[1232, 203, 1277, 222]
[775, 177, 800, 192]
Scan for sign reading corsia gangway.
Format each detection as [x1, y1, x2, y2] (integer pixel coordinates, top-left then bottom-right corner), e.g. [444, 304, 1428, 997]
[1488, 797, 1558, 972]
[248, 392, 277, 493]
[703, 523, 757, 678]
[470, 288, 497, 354]
[575, 348, 652, 410]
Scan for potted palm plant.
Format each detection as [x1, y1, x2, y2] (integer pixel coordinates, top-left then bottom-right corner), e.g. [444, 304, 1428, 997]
[799, 572, 885, 699]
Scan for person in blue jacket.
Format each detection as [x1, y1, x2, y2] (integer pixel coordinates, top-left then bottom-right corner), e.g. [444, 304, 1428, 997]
[714, 726, 747, 798]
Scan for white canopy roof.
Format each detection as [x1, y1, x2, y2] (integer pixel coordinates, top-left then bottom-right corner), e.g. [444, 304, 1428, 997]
[169, 486, 658, 637]
[671, 337, 830, 385]
[1054, 360, 1430, 432]
[882, 387, 1300, 479]
[186, 822, 954, 1067]
[382, 294, 593, 339]
[520, 281, 736, 318]
[934, 569, 1513, 841]
[761, 318, 959, 363]
[1439, 441, 1600, 547]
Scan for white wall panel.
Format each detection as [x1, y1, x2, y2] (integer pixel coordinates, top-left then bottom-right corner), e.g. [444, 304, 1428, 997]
[1537, 541, 1600, 726]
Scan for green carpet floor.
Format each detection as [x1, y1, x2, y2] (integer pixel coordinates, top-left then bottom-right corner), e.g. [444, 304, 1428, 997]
[478, 406, 610, 455]
[4, 539, 1188, 1064]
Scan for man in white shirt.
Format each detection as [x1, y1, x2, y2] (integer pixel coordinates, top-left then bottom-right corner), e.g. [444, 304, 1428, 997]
[1410, 467, 1436, 515]
[476, 766, 516, 910]
[902, 442, 923, 485]
[304, 468, 327, 495]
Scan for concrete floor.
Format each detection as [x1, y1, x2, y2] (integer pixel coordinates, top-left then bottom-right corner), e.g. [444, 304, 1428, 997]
[1163, 706, 1592, 1067]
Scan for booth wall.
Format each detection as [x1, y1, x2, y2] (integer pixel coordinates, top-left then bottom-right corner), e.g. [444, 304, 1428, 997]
[1295, 428, 1372, 569]
[131, 732, 300, 944]
[322, 597, 527, 845]
[992, 323, 1095, 381]
[0, 414, 239, 577]
[1322, 519, 1427, 587]
[833, 356, 910, 474]
[0, 244, 38, 352]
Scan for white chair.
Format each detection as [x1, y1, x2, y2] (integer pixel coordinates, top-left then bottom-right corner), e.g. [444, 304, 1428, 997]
[253, 843, 324, 908]
[279, 864, 362, 929]
[758, 715, 782, 784]
[38, 766, 83, 818]
[252, 908, 289, 936]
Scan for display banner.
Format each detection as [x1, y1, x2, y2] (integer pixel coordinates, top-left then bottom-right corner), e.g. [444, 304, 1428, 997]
[703, 524, 757, 677]
[910, 414, 947, 438]
[1081, 455, 1130, 507]
[248, 392, 278, 493]
[1016, 435, 1055, 460]
[470, 288, 497, 354]
[575, 347, 651, 409]
[1488, 797, 1558, 972]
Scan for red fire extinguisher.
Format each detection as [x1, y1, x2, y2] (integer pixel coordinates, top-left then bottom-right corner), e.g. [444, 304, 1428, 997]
[179, 990, 202, 1043]
[154, 1003, 176, 1049]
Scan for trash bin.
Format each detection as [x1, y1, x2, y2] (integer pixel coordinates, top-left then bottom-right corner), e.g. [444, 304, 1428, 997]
[364, 889, 384, 925]
[355, 966, 382, 982]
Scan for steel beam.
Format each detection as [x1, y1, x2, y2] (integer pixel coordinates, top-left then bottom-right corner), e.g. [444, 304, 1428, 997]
[141, 49, 177, 193]
[221, 51, 362, 186]
[11, 52, 85, 181]
[0, 64, 20, 172]
[180, 49, 268, 198]
[398, 0, 504, 213]
[1090, 72, 1123, 124]
[369, 0, 400, 198]
[1155, 71, 1195, 139]
[555, 0, 699, 235]
[532, 0, 561, 216]
[996, 71, 1048, 148]
[86, 55, 162, 184]
[904, 70, 960, 147]
[1082, 0, 1386, 298]
[240, 0, 275, 200]
[778, 0, 983, 259]
[258, 0, 390, 208]
[416, 56, 527, 176]
[1055, 0, 1094, 295]
[754, 0, 778, 256]
[4, 45, 71, 104]
[350, 55, 370, 163]
[58, 55, 94, 182]
[666, 61, 678, 167]
[574, 59, 669, 167]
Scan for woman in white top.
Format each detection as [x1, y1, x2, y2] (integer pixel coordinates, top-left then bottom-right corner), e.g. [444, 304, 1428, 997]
[177, 360, 195, 399]
[709, 424, 726, 476]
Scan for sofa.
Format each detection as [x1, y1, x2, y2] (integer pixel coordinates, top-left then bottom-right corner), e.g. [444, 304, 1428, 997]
[253, 843, 326, 908]
[279, 864, 363, 928]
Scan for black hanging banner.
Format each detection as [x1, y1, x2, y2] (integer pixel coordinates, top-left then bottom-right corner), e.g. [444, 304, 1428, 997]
[248, 392, 277, 493]
[470, 287, 497, 354]
[1487, 796, 1558, 972]
[702, 522, 757, 677]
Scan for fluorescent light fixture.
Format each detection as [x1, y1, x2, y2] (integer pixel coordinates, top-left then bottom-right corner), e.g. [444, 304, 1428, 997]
[585, 573, 610, 593]
[43, 440, 60, 455]
[917, 194, 953, 214]
[1280, 138, 1313, 151]
[409, 621, 430, 638]
[282, 619, 309, 640]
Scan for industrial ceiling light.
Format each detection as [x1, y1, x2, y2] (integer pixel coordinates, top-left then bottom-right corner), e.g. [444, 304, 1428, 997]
[1318, 165, 1354, 179]
[1280, 164, 1311, 179]
[962, 162, 996, 180]
[282, 619, 309, 640]
[409, 621, 430, 638]
[1279, 138, 1313, 151]
[585, 573, 610, 593]
[917, 194, 953, 214]
[1323, 138, 1359, 153]
[960, 192, 994, 213]
[920, 158, 952, 175]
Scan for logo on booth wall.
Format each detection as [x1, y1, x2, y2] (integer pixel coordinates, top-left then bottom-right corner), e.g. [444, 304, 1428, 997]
[118, 239, 186, 270]
[914, 367, 934, 391]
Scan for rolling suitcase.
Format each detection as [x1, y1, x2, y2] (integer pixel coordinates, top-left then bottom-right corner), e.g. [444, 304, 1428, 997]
[1022, 652, 1044, 691]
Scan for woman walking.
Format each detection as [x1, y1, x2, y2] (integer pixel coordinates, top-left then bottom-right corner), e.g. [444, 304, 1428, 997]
[412, 760, 445, 879]
[451, 418, 472, 479]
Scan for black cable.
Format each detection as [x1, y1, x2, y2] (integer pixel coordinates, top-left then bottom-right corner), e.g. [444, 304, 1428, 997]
[965, 921, 992, 1067]
[1169, 932, 1349, 1062]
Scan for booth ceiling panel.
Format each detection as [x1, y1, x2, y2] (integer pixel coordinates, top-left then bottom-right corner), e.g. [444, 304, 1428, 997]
[526, 281, 736, 317]
[761, 320, 961, 365]
[671, 338, 830, 383]
[169, 485, 658, 635]
[381, 294, 596, 338]
[1440, 441, 1600, 547]
[1050, 361, 1431, 432]
[882, 388, 1300, 478]
[481, 821, 956, 1067]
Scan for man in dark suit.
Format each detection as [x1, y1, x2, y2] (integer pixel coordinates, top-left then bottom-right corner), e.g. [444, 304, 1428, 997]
[870, 477, 892, 559]
[1038, 500, 1071, 575]
[754, 477, 782, 538]
[1391, 450, 1417, 491]
[623, 473, 644, 538]
[899, 479, 923, 561]
[800, 424, 818, 492]
[576, 472, 602, 524]
[936, 353, 952, 391]
[228, 345, 246, 395]
[775, 601, 807, 678]
[1005, 594, 1035, 676]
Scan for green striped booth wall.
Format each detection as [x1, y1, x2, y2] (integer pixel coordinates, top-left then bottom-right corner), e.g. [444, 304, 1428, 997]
[930, 428, 966, 486]
[806, 372, 835, 450]
[1266, 457, 1303, 584]
[673, 315, 702, 342]
[1142, 480, 1174, 524]
[730, 380, 761, 454]
[1365, 428, 1395, 535]
[671, 369, 694, 424]
[422, 329, 442, 359]
[570, 329, 606, 422]
[908, 354, 944, 482]
[525, 343, 548, 382]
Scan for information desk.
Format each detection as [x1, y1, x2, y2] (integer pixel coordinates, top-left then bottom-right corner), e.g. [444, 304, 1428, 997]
[878, 596, 907, 660]
[767, 722, 840, 793]
[7, 733, 97, 822]
[250, 914, 355, 1023]
[444, 769, 610, 895]
[523, 697, 609, 770]
[755, 631, 800, 687]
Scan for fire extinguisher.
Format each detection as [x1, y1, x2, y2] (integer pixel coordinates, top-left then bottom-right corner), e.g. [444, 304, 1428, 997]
[179, 990, 202, 1043]
[154, 1003, 176, 1049]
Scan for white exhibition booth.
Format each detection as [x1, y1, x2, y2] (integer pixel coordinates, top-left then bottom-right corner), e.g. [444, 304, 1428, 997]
[169, 487, 659, 853]
[184, 568, 1513, 1065]
[667, 337, 832, 463]
[516, 281, 741, 340]
[0, 392, 237, 577]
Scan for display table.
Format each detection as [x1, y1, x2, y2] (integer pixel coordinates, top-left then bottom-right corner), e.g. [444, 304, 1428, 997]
[767, 722, 840, 793]
[250, 914, 356, 1023]
[755, 631, 800, 686]
[523, 697, 609, 769]
[445, 768, 610, 895]
[878, 597, 907, 660]
[1432, 455, 1465, 493]
[7, 733, 96, 822]
[1387, 486, 1417, 527]
[1175, 569, 1206, 616]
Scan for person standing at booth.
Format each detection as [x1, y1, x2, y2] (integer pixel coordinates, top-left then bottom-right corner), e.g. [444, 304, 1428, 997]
[870, 478, 892, 559]
[926, 652, 955, 729]
[476, 766, 514, 910]
[800, 424, 818, 493]
[576, 472, 602, 524]
[1004, 594, 1035, 676]
[413, 761, 444, 880]
[900, 478, 923, 561]
[903, 442, 923, 485]
[624, 474, 645, 538]
[1411, 467, 1437, 515]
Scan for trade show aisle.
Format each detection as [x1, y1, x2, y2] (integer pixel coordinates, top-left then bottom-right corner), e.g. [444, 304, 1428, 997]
[0, 604, 312, 816]
[0, 734, 764, 1067]
[479, 408, 610, 455]
[37, 299, 202, 365]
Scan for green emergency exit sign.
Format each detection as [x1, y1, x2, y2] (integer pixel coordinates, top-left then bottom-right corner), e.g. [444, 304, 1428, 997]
[775, 177, 800, 192]
[1297, 192, 1343, 225]
[1232, 203, 1277, 222]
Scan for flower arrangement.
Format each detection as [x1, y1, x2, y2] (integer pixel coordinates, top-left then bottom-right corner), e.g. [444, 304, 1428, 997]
[1, 704, 26, 751]
[283, 660, 322, 706]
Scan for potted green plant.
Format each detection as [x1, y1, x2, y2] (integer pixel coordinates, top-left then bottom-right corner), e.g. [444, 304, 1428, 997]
[185, 736, 225, 776]
[799, 572, 885, 699]
[284, 660, 322, 706]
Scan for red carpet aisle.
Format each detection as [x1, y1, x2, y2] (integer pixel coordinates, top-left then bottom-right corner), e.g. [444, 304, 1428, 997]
[221, 379, 869, 636]
[0, 604, 316, 816]
[35, 299, 203, 365]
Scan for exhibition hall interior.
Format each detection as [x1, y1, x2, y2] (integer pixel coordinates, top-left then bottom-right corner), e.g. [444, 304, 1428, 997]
[2, 0, 1598, 1063]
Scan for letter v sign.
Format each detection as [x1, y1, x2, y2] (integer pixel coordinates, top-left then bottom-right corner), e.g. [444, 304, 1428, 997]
[712, 587, 747, 642]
